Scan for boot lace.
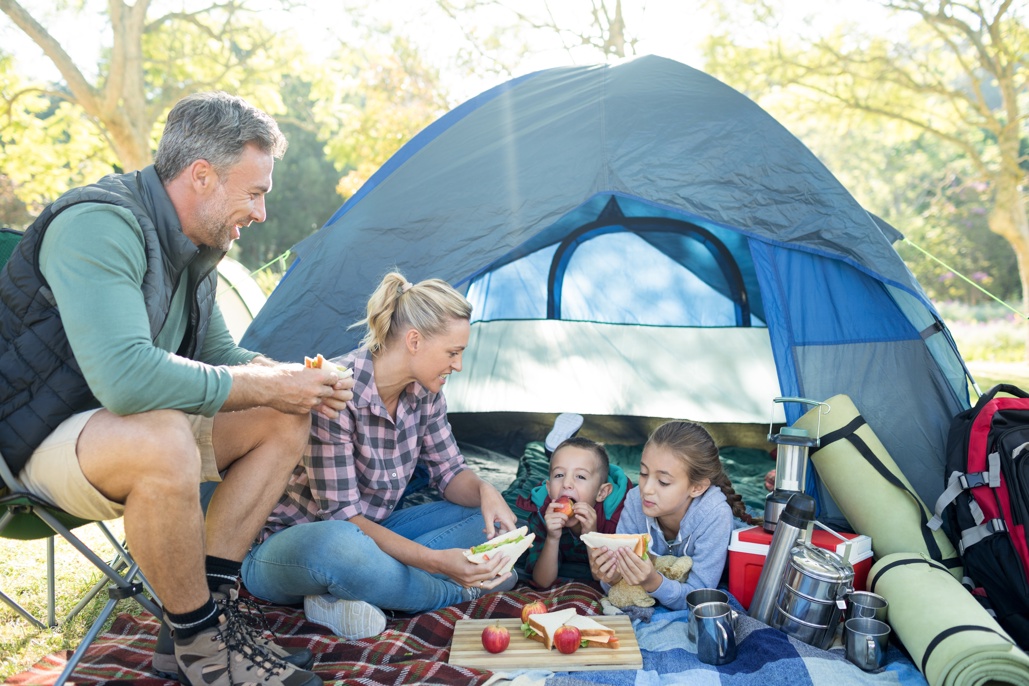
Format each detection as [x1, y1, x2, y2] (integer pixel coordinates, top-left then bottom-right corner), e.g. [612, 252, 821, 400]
[218, 601, 292, 684]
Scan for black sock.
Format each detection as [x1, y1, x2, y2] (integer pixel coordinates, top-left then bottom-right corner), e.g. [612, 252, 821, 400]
[206, 555, 242, 592]
[167, 597, 220, 641]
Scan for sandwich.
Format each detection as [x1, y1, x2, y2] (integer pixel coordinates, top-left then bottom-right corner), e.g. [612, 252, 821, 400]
[304, 353, 354, 377]
[579, 532, 650, 559]
[523, 608, 620, 650]
[463, 525, 536, 576]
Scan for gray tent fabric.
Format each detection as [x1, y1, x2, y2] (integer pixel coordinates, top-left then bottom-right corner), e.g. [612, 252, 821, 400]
[242, 55, 970, 526]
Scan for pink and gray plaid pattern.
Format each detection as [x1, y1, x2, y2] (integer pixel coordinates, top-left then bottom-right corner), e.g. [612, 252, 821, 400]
[261, 347, 466, 540]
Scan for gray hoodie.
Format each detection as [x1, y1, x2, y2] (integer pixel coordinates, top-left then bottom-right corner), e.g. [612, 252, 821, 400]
[602, 484, 733, 610]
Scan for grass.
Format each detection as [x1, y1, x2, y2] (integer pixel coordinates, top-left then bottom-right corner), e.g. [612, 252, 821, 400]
[0, 520, 132, 681]
[2, 307, 1027, 682]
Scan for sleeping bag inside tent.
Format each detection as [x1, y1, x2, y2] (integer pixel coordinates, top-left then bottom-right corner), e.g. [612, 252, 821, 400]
[241, 54, 971, 524]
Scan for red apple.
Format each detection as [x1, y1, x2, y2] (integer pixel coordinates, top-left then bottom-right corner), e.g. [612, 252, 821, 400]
[554, 496, 575, 516]
[553, 624, 582, 654]
[481, 622, 510, 653]
[520, 599, 548, 624]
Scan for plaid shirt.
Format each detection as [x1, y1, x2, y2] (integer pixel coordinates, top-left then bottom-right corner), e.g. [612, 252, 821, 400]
[259, 347, 466, 541]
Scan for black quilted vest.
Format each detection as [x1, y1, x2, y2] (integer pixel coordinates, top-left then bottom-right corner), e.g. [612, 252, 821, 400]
[0, 166, 223, 481]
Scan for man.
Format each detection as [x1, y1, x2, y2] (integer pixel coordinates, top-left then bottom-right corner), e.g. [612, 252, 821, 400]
[0, 92, 350, 686]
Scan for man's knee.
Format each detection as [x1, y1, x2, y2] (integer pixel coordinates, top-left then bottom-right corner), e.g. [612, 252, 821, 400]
[130, 410, 204, 488]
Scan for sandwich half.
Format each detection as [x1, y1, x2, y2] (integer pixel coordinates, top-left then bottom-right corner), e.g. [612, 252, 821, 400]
[579, 532, 650, 558]
[463, 525, 536, 575]
[524, 608, 619, 650]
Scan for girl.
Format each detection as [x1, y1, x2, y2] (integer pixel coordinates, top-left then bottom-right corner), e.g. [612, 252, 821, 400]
[241, 272, 518, 639]
[588, 420, 753, 609]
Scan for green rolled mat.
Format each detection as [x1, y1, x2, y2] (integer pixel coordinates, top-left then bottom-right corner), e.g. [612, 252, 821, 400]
[870, 553, 1029, 685]
[793, 394, 962, 579]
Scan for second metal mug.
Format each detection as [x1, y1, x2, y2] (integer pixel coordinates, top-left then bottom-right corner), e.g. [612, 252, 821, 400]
[694, 601, 738, 666]
[846, 591, 888, 623]
[686, 588, 729, 643]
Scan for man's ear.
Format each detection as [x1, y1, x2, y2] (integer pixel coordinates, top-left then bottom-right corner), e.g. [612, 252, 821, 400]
[596, 482, 614, 503]
[188, 158, 217, 193]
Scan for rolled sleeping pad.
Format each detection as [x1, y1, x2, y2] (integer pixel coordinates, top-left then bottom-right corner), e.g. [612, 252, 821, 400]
[870, 553, 1029, 686]
[793, 394, 962, 579]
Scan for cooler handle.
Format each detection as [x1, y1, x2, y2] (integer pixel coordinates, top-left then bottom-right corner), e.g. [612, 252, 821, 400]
[807, 520, 854, 565]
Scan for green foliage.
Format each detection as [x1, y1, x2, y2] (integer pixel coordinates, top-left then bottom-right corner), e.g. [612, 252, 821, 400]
[230, 78, 343, 271]
[310, 35, 449, 200]
[700, 0, 1028, 311]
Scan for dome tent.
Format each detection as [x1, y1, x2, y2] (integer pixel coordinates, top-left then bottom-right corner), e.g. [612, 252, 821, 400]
[242, 55, 970, 520]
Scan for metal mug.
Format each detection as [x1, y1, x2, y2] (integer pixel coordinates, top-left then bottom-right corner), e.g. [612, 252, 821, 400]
[687, 588, 729, 643]
[846, 591, 888, 623]
[694, 601, 738, 666]
[845, 617, 890, 671]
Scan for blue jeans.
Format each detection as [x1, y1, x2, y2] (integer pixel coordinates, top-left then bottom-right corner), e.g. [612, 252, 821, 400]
[241, 501, 485, 613]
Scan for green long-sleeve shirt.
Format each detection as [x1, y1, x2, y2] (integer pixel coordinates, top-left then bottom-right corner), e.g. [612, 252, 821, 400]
[38, 202, 257, 417]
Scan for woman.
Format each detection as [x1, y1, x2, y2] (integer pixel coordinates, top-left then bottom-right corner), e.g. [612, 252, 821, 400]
[241, 272, 518, 639]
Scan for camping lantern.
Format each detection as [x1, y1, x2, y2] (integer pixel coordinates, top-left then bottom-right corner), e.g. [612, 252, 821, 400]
[764, 398, 829, 533]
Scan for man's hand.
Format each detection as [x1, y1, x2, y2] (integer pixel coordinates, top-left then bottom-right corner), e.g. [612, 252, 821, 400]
[224, 359, 354, 415]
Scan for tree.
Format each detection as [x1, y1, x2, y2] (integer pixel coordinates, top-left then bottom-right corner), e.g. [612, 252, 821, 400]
[702, 0, 1029, 356]
[423, 0, 641, 82]
[0, 0, 301, 206]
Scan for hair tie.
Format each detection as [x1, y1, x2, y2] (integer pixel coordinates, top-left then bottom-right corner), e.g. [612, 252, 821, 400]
[398, 281, 414, 296]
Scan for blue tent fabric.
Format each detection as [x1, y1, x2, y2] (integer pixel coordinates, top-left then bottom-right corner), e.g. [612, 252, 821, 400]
[242, 55, 969, 519]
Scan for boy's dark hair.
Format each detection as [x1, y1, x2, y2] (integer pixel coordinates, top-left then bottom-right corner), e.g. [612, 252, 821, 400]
[552, 436, 610, 482]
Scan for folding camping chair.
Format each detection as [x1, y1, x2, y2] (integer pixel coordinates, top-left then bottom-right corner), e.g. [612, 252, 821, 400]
[0, 227, 162, 685]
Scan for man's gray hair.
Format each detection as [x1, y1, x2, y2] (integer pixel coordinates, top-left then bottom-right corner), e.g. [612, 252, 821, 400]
[154, 91, 288, 182]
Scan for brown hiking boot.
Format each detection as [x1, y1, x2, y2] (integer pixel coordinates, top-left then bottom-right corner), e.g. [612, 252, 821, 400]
[174, 612, 321, 686]
[154, 586, 314, 680]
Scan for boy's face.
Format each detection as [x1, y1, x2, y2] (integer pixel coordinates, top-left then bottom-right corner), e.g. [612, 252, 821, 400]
[547, 445, 612, 506]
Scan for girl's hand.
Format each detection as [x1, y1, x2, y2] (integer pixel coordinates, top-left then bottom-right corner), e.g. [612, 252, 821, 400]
[572, 501, 599, 534]
[543, 502, 570, 537]
[587, 546, 621, 584]
[613, 546, 660, 591]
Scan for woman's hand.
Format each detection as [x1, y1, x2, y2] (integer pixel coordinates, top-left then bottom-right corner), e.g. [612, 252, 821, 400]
[436, 548, 513, 589]
[478, 481, 517, 538]
[613, 547, 660, 592]
[587, 546, 621, 585]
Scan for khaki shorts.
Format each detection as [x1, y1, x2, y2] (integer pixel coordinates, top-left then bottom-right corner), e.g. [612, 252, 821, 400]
[20, 409, 220, 521]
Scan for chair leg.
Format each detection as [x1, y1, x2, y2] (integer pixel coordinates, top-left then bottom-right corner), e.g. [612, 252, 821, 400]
[54, 594, 120, 686]
[0, 587, 48, 630]
[47, 535, 56, 627]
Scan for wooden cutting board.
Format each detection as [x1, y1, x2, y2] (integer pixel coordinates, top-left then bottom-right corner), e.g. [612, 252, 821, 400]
[448, 615, 642, 672]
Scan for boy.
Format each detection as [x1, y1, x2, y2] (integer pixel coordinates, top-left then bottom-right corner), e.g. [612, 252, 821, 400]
[517, 436, 631, 587]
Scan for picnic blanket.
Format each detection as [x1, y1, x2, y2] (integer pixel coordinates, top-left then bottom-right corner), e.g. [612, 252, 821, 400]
[9, 582, 930, 686]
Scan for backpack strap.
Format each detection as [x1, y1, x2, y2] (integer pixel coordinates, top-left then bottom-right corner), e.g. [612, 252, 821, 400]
[819, 416, 953, 568]
[930, 450, 1000, 530]
[929, 450, 1002, 530]
[959, 518, 1008, 554]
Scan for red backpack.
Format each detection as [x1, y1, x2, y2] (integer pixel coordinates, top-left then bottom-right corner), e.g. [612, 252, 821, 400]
[933, 384, 1029, 648]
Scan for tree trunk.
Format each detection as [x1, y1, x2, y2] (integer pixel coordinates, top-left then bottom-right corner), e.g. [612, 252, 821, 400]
[986, 178, 1029, 363]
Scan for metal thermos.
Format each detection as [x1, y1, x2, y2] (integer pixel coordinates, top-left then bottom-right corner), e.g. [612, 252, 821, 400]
[748, 492, 816, 625]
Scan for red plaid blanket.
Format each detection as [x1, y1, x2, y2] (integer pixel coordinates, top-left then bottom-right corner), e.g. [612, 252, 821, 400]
[9, 582, 603, 685]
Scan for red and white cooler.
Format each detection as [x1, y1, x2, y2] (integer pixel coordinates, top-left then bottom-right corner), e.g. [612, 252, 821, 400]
[728, 525, 873, 610]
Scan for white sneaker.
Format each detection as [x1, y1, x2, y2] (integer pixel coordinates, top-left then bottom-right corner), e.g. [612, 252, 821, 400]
[303, 594, 387, 639]
[545, 413, 584, 452]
